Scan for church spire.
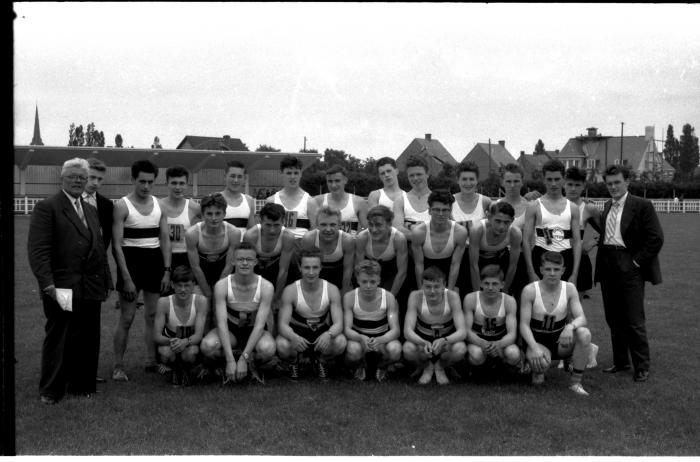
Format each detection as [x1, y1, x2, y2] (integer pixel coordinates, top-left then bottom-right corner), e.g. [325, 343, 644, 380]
[30, 104, 44, 146]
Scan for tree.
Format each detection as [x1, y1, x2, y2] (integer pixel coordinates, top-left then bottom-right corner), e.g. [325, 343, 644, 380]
[534, 139, 546, 156]
[663, 124, 680, 172]
[151, 136, 162, 149]
[68, 123, 85, 146]
[115, 134, 123, 148]
[679, 123, 699, 181]
[255, 144, 281, 152]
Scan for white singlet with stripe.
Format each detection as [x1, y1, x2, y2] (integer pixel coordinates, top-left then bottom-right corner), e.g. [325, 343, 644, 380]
[224, 196, 251, 223]
[366, 227, 397, 261]
[273, 191, 311, 239]
[295, 280, 330, 315]
[403, 191, 430, 226]
[314, 230, 345, 263]
[254, 224, 285, 258]
[122, 196, 162, 248]
[474, 292, 506, 327]
[352, 288, 388, 336]
[423, 221, 456, 259]
[452, 193, 486, 244]
[226, 274, 262, 311]
[535, 199, 572, 251]
[167, 199, 191, 254]
[532, 281, 568, 323]
[419, 289, 451, 322]
[166, 295, 197, 332]
[323, 194, 357, 223]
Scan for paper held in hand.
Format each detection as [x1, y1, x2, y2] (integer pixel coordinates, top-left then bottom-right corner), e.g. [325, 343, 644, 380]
[55, 288, 73, 312]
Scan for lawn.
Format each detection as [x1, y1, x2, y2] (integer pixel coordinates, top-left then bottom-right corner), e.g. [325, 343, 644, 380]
[12, 214, 700, 455]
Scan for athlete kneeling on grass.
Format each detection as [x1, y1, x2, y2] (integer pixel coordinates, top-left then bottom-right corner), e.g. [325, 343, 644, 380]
[403, 266, 467, 385]
[343, 260, 402, 382]
[463, 264, 521, 370]
[519, 250, 592, 396]
[276, 248, 347, 380]
[200, 242, 276, 384]
[153, 266, 208, 386]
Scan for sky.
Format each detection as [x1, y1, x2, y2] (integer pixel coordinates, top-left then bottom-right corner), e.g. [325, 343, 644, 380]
[13, 2, 700, 161]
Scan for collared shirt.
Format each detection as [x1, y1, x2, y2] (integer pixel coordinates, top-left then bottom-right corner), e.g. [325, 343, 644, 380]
[83, 191, 98, 209]
[62, 189, 88, 228]
[604, 192, 627, 247]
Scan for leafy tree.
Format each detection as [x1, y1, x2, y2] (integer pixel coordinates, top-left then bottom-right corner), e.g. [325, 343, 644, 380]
[534, 139, 546, 156]
[679, 123, 699, 181]
[115, 134, 123, 148]
[68, 123, 85, 146]
[300, 148, 318, 154]
[663, 124, 680, 172]
[255, 144, 281, 152]
[324, 148, 350, 168]
[151, 136, 162, 149]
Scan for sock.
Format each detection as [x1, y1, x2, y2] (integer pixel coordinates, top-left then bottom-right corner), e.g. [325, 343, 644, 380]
[571, 368, 584, 385]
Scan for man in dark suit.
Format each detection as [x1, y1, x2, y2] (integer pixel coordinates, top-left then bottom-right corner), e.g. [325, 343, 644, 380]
[83, 157, 113, 251]
[28, 158, 110, 404]
[595, 165, 663, 383]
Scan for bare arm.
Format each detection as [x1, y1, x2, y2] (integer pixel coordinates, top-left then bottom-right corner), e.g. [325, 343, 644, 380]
[190, 295, 208, 345]
[242, 280, 273, 358]
[214, 278, 235, 364]
[403, 291, 428, 347]
[463, 293, 489, 348]
[153, 297, 171, 346]
[445, 290, 467, 344]
[159, 212, 172, 293]
[189, 200, 202, 226]
[373, 292, 400, 345]
[246, 196, 257, 229]
[391, 232, 408, 297]
[275, 233, 295, 301]
[504, 226, 522, 293]
[494, 295, 518, 349]
[569, 202, 582, 283]
[111, 200, 137, 300]
[522, 202, 538, 281]
[186, 226, 211, 298]
[448, 225, 468, 293]
[341, 234, 355, 294]
[367, 190, 380, 209]
[412, 224, 426, 289]
[392, 195, 412, 238]
[218, 225, 241, 280]
[355, 196, 368, 230]
[355, 231, 367, 261]
[469, 224, 483, 292]
[343, 291, 365, 343]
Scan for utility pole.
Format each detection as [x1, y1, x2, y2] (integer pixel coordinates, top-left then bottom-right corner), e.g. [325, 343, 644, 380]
[303, 136, 307, 152]
[488, 138, 492, 174]
[620, 122, 624, 164]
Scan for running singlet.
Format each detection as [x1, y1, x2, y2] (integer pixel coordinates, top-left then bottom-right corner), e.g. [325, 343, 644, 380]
[415, 289, 455, 341]
[224, 195, 250, 229]
[254, 224, 285, 275]
[122, 196, 162, 248]
[534, 199, 573, 251]
[452, 193, 486, 244]
[403, 191, 430, 229]
[273, 191, 311, 239]
[225, 274, 263, 332]
[314, 230, 345, 288]
[472, 292, 506, 341]
[290, 280, 332, 333]
[323, 194, 358, 233]
[423, 221, 456, 280]
[197, 222, 231, 286]
[477, 218, 510, 271]
[167, 199, 191, 254]
[163, 295, 197, 339]
[378, 189, 396, 209]
[351, 288, 389, 337]
[364, 227, 399, 290]
[530, 281, 568, 335]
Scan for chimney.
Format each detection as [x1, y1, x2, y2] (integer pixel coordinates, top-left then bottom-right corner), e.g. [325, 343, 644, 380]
[645, 126, 654, 142]
[498, 140, 505, 147]
[425, 133, 432, 141]
[223, 135, 231, 140]
[587, 127, 598, 137]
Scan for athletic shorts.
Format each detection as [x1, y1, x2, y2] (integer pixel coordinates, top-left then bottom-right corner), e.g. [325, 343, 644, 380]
[200, 257, 227, 288]
[291, 321, 331, 344]
[533, 329, 570, 360]
[117, 247, 164, 294]
[171, 252, 190, 271]
[227, 323, 255, 349]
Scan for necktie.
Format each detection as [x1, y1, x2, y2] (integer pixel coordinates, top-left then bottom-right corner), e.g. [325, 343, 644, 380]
[84, 193, 97, 208]
[605, 201, 620, 244]
[75, 198, 88, 228]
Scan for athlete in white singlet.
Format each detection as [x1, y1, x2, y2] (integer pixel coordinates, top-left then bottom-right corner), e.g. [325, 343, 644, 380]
[220, 160, 256, 230]
[313, 165, 367, 233]
[451, 161, 492, 243]
[367, 157, 404, 210]
[160, 165, 202, 271]
[393, 156, 431, 239]
[266, 155, 317, 240]
[519, 251, 592, 395]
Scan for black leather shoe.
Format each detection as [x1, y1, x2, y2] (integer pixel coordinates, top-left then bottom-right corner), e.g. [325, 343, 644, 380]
[602, 364, 631, 373]
[96, 376, 107, 383]
[40, 395, 57, 405]
[634, 370, 649, 382]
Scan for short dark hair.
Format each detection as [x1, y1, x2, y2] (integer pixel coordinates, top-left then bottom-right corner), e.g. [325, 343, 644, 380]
[280, 155, 303, 172]
[298, 248, 323, 264]
[480, 264, 504, 281]
[542, 159, 565, 177]
[171, 265, 194, 283]
[488, 201, 515, 219]
[427, 190, 455, 207]
[234, 241, 257, 256]
[422, 266, 446, 284]
[502, 163, 524, 178]
[316, 206, 341, 223]
[540, 250, 564, 267]
[200, 193, 227, 212]
[131, 159, 158, 179]
[603, 164, 631, 180]
[354, 259, 382, 279]
[86, 157, 107, 173]
[457, 161, 480, 178]
[376, 157, 397, 171]
[405, 156, 429, 174]
[259, 203, 285, 222]
[166, 165, 189, 181]
[367, 205, 394, 223]
[326, 165, 347, 177]
[565, 166, 587, 182]
[226, 160, 246, 174]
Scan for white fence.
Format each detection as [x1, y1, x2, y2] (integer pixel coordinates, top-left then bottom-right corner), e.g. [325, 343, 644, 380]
[13, 196, 700, 215]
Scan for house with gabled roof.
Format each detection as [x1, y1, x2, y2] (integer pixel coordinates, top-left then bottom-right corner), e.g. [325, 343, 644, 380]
[517, 150, 556, 180]
[553, 127, 674, 182]
[176, 134, 248, 151]
[396, 133, 459, 174]
[462, 140, 517, 180]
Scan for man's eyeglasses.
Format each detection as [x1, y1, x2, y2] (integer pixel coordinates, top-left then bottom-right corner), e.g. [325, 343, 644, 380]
[235, 257, 257, 264]
[65, 175, 87, 182]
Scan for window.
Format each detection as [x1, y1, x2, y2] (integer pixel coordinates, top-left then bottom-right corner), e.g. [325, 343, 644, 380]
[614, 159, 620, 165]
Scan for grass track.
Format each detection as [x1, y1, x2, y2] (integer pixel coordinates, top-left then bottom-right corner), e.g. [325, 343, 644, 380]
[12, 214, 700, 455]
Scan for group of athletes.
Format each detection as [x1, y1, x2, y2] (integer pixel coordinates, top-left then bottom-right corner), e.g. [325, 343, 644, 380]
[107, 153, 600, 396]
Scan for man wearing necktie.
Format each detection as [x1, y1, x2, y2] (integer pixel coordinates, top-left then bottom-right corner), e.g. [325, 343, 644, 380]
[28, 158, 110, 404]
[83, 158, 114, 251]
[595, 165, 663, 383]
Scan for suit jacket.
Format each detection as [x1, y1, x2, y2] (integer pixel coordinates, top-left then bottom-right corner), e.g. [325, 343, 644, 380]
[94, 192, 114, 251]
[28, 190, 110, 301]
[594, 193, 663, 285]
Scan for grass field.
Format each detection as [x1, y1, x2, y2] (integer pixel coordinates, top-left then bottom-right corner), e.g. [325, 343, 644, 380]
[11, 214, 700, 455]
